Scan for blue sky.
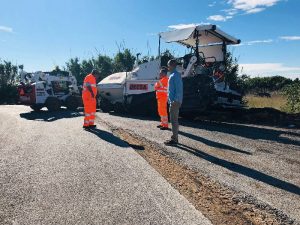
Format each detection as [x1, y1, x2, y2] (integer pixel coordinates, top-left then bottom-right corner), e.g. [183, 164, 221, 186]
[0, 0, 299, 78]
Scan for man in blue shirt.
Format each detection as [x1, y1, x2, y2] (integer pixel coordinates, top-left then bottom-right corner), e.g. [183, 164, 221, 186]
[164, 59, 183, 146]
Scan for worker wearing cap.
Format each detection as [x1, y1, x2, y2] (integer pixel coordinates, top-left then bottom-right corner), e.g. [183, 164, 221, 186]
[82, 69, 100, 129]
[154, 67, 169, 130]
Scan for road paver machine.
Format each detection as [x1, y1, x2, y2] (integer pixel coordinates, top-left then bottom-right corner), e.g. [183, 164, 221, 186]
[98, 25, 242, 116]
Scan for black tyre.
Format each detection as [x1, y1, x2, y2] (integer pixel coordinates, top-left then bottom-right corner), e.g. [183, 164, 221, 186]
[30, 104, 43, 112]
[45, 97, 61, 111]
[126, 92, 157, 116]
[99, 97, 113, 113]
[65, 95, 79, 111]
[113, 102, 126, 113]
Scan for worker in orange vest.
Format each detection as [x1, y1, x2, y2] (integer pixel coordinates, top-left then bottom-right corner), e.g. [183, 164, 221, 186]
[155, 67, 169, 130]
[82, 69, 100, 129]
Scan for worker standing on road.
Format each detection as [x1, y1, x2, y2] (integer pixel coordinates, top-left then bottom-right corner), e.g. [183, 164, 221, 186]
[164, 59, 183, 146]
[155, 67, 169, 130]
[82, 69, 100, 129]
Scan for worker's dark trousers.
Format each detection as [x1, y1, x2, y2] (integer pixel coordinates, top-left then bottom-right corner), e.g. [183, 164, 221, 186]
[169, 101, 181, 142]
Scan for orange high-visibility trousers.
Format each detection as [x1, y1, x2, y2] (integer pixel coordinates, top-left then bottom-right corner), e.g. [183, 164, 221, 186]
[82, 73, 97, 127]
[155, 76, 168, 128]
[83, 97, 96, 127]
[157, 98, 168, 128]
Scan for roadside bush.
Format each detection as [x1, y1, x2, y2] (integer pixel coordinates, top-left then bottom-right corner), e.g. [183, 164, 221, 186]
[0, 84, 18, 104]
[0, 60, 19, 104]
[282, 83, 300, 113]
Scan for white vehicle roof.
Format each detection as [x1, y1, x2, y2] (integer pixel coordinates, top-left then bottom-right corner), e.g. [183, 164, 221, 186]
[99, 72, 127, 85]
[160, 25, 240, 47]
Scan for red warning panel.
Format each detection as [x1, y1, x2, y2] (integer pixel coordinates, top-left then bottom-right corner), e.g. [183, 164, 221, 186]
[129, 84, 148, 90]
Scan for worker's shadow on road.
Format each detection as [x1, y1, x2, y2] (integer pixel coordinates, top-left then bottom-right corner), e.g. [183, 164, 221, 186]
[108, 112, 300, 146]
[87, 128, 145, 150]
[176, 143, 300, 196]
[180, 120, 300, 147]
[178, 130, 252, 155]
[20, 109, 82, 122]
[108, 111, 158, 122]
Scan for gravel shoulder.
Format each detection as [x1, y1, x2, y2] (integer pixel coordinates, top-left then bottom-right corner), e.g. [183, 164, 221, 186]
[97, 112, 300, 224]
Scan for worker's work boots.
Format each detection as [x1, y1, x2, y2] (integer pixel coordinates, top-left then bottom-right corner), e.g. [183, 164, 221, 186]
[160, 127, 170, 130]
[83, 125, 97, 130]
[164, 139, 178, 146]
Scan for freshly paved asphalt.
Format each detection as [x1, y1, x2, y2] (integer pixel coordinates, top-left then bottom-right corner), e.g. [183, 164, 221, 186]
[98, 111, 300, 223]
[0, 105, 212, 225]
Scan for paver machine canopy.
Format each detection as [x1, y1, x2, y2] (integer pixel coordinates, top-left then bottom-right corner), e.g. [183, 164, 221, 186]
[159, 25, 242, 114]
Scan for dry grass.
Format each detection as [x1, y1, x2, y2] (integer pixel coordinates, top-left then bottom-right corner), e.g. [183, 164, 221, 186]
[244, 93, 287, 111]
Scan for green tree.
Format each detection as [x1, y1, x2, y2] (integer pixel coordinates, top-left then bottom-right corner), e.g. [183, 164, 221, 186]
[137, 55, 155, 65]
[0, 60, 19, 103]
[113, 49, 136, 72]
[54, 65, 61, 72]
[269, 76, 293, 91]
[235, 74, 250, 94]
[92, 55, 113, 80]
[66, 55, 114, 84]
[66, 57, 83, 83]
[283, 83, 300, 113]
[80, 59, 94, 84]
[224, 52, 241, 92]
[159, 50, 174, 67]
[241, 76, 293, 94]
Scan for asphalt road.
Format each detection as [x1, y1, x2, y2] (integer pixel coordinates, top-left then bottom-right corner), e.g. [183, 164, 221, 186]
[98, 111, 300, 223]
[0, 105, 212, 225]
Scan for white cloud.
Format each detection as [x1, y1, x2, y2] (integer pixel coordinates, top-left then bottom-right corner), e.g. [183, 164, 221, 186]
[227, 0, 281, 14]
[280, 36, 300, 41]
[207, 0, 283, 23]
[168, 23, 210, 30]
[207, 15, 232, 21]
[168, 24, 197, 29]
[228, 0, 280, 10]
[240, 63, 300, 79]
[222, 8, 239, 15]
[234, 39, 273, 46]
[247, 39, 273, 45]
[245, 7, 266, 14]
[0, 25, 13, 33]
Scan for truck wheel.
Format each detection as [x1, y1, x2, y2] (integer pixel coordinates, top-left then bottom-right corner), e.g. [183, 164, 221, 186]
[46, 97, 61, 111]
[99, 98, 113, 113]
[30, 104, 43, 112]
[113, 102, 126, 113]
[65, 96, 79, 111]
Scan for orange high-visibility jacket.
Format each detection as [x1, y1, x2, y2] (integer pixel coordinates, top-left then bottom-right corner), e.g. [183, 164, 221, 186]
[82, 74, 97, 99]
[154, 76, 168, 99]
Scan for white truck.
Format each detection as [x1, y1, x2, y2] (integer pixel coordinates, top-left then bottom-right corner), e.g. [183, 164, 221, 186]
[97, 24, 242, 116]
[18, 70, 81, 111]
